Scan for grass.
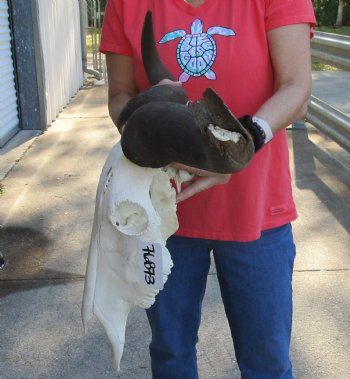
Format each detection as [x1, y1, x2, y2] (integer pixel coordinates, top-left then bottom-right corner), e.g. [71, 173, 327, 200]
[315, 25, 350, 36]
[0, 183, 4, 196]
[312, 61, 340, 71]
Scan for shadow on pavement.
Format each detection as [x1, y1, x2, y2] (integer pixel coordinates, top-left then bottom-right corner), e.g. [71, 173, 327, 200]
[290, 127, 350, 234]
[0, 225, 83, 298]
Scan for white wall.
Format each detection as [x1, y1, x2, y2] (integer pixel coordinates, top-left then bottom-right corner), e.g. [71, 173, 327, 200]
[37, 0, 84, 126]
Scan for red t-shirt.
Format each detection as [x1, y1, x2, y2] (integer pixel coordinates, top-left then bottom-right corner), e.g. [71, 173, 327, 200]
[100, 0, 316, 242]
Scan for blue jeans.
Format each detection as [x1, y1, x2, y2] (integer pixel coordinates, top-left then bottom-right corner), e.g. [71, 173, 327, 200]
[146, 224, 296, 379]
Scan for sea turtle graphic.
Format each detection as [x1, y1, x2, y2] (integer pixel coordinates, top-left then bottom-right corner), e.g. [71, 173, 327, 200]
[159, 19, 235, 82]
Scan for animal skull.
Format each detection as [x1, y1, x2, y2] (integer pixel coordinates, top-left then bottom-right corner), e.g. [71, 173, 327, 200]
[82, 142, 179, 371]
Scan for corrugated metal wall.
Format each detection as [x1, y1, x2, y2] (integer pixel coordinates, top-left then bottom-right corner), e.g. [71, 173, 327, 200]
[37, 0, 84, 126]
[0, 0, 19, 147]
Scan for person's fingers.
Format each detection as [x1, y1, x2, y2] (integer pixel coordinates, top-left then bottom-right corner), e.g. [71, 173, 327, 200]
[176, 175, 230, 203]
[171, 163, 228, 178]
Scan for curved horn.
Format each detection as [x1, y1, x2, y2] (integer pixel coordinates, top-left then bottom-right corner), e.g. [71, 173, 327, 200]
[142, 10, 174, 85]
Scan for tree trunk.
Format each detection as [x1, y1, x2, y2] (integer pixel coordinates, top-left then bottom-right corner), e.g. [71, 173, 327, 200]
[335, 0, 345, 27]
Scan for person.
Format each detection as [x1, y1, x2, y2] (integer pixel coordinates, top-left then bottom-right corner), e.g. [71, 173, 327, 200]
[99, 0, 316, 378]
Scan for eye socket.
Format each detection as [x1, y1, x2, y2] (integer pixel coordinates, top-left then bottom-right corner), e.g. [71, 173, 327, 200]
[114, 201, 149, 236]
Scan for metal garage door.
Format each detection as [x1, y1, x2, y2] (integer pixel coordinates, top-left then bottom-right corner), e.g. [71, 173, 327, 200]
[0, 0, 19, 147]
[0, 0, 18, 147]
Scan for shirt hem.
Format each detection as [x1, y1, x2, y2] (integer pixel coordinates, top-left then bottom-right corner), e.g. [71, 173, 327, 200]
[174, 212, 298, 243]
[99, 42, 132, 56]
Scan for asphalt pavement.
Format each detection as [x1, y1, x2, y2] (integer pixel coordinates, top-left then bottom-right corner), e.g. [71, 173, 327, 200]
[0, 72, 350, 379]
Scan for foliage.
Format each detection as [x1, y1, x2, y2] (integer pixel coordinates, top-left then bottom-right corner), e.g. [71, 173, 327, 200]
[313, 0, 350, 26]
[86, 32, 101, 53]
[100, 0, 106, 11]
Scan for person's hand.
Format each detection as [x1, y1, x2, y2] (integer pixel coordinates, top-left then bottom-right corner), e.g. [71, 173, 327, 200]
[172, 163, 231, 203]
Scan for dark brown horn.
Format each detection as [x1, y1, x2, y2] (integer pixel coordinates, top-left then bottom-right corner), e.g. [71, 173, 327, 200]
[121, 89, 254, 173]
[141, 10, 174, 85]
[117, 84, 188, 133]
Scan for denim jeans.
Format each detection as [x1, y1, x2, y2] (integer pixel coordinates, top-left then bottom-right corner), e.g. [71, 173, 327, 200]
[146, 224, 296, 379]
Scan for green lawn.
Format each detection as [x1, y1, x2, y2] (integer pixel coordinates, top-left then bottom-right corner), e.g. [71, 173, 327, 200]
[315, 25, 350, 36]
[312, 62, 340, 71]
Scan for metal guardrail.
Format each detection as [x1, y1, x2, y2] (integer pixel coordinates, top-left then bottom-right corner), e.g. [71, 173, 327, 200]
[307, 95, 350, 152]
[311, 31, 350, 70]
[307, 31, 350, 152]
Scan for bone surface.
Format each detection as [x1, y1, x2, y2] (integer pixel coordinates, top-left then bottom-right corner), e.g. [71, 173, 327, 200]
[208, 124, 242, 142]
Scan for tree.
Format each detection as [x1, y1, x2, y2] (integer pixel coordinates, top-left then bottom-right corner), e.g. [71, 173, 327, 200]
[100, 0, 106, 12]
[335, 0, 345, 27]
[312, 0, 350, 27]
